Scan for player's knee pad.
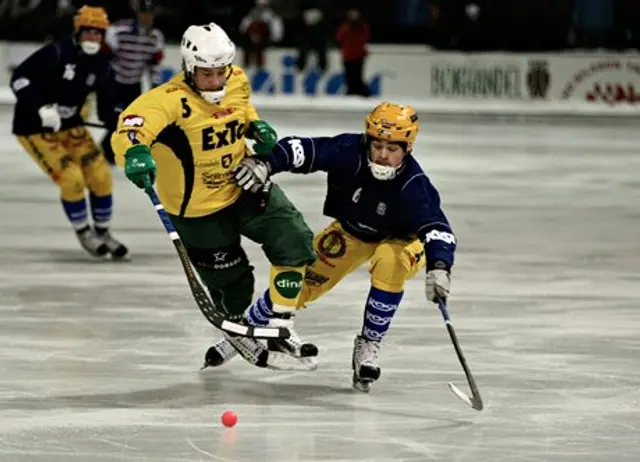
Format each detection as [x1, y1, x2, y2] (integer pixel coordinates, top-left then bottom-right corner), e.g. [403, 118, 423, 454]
[187, 245, 254, 321]
[82, 150, 112, 196]
[57, 164, 86, 202]
[370, 241, 423, 292]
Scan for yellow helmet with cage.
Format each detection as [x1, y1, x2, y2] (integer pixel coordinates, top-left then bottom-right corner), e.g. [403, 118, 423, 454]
[73, 5, 110, 33]
[365, 102, 419, 152]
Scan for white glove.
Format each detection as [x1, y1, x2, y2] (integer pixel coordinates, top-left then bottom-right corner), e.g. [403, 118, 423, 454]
[426, 268, 451, 302]
[38, 104, 61, 132]
[233, 157, 271, 193]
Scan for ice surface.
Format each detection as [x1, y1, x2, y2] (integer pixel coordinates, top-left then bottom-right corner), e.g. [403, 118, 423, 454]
[0, 109, 639, 461]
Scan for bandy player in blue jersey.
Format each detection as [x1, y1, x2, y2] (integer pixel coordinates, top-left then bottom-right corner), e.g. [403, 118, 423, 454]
[206, 102, 457, 392]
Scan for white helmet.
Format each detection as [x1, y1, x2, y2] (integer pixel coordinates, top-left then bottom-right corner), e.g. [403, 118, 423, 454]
[180, 23, 236, 104]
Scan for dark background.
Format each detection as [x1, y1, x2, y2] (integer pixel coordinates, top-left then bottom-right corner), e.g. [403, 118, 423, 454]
[0, 0, 637, 51]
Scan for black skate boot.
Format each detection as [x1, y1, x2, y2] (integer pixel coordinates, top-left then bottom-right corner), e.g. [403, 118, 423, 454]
[76, 226, 109, 258]
[204, 331, 317, 371]
[266, 312, 319, 358]
[96, 227, 130, 261]
[352, 335, 381, 392]
[201, 337, 238, 370]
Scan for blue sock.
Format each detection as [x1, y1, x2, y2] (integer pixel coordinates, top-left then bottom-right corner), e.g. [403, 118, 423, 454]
[90, 193, 112, 231]
[244, 290, 273, 326]
[362, 286, 403, 342]
[61, 198, 89, 231]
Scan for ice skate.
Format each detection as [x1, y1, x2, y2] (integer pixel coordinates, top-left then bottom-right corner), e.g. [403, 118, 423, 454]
[96, 228, 130, 261]
[203, 331, 317, 371]
[267, 312, 319, 359]
[352, 335, 381, 392]
[76, 226, 109, 258]
[201, 337, 238, 370]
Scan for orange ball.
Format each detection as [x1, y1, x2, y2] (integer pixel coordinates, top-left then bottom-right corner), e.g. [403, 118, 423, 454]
[221, 410, 238, 428]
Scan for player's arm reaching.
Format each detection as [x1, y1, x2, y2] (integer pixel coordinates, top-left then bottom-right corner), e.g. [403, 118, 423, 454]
[404, 176, 457, 303]
[110, 90, 179, 189]
[233, 133, 359, 192]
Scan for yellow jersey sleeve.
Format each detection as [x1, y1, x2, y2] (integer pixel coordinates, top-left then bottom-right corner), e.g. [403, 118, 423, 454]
[233, 66, 260, 122]
[111, 84, 180, 167]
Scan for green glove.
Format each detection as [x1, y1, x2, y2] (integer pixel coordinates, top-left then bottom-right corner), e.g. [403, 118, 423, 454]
[124, 144, 156, 190]
[250, 120, 277, 155]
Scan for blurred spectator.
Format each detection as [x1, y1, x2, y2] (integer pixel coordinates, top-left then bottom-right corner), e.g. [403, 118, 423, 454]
[238, 0, 284, 70]
[571, 0, 614, 49]
[295, 0, 329, 74]
[336, 8, 371, 97]
[101, 0, 164, 164]
[617, 0, 640, 50]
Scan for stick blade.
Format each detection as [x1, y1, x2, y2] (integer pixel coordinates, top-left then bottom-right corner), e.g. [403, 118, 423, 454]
[448, 382, 484, 411]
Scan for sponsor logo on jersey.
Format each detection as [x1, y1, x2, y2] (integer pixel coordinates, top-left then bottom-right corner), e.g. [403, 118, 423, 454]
[376, 202, 387, 216]
[425, 229, 456, 245]
[317, 230, 347, 259]
[63, 64, 76, 80]
[274, 271, 303, 299]
[86, 74, 96, 86]
[122, 115, 145, 127]
[11, 77, 29, 92]
[212, 108, 234, 119]
[352, 187, 361, 203]
[287, 138, 305, 168]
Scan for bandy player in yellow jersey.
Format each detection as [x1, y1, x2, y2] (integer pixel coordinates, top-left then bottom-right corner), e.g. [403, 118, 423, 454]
[111, 23, 317, 371]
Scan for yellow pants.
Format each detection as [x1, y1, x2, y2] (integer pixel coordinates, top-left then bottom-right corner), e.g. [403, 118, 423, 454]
[17, 127, 112, 202]
[298, 221, 426, 307]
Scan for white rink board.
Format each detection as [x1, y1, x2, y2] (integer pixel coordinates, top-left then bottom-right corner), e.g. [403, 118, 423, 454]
[1, 40, 640, 111]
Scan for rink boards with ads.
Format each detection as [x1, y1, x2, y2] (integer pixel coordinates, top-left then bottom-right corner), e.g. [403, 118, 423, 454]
[1, 41, 640, 116]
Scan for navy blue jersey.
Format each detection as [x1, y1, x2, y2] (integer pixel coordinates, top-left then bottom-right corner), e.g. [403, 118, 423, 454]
[269, 133, 456, 270]
[10, 36, 118, 135]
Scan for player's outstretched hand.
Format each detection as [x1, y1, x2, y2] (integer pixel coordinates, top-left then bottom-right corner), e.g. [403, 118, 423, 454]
[249, 120, 277, 155]
[426, 266, 451, 302]
[233, 157, 271, 193]
[38, 104, 61, 132]
[124, 145, 156, 190]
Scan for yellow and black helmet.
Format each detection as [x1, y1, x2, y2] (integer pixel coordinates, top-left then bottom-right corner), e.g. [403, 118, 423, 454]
[74, 5, 110, 33]
[365, 102, 419, 152]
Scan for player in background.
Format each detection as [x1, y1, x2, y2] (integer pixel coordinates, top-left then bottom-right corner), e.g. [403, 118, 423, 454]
[101, 0, 164, 164]
[206, 102, 457, 392]
[110, 23, 318, 371]
[10, 5, 128, 260]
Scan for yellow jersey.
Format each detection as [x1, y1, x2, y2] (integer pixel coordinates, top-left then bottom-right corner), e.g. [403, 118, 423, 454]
[111, 67, 260, 217]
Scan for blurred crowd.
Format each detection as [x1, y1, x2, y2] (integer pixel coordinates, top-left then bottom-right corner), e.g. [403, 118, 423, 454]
[0, 0, 638, 53]
[0, 0, 636, 53]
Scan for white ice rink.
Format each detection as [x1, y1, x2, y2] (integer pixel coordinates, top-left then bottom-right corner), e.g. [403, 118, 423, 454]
[0, 108, 639, 461]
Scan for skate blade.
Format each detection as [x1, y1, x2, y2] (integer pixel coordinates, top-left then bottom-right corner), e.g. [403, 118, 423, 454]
[266, 352, 318, 371]
[109, 253, 132, 262]
[352, 372, 375, 392]
[352, 379, 372, 393]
